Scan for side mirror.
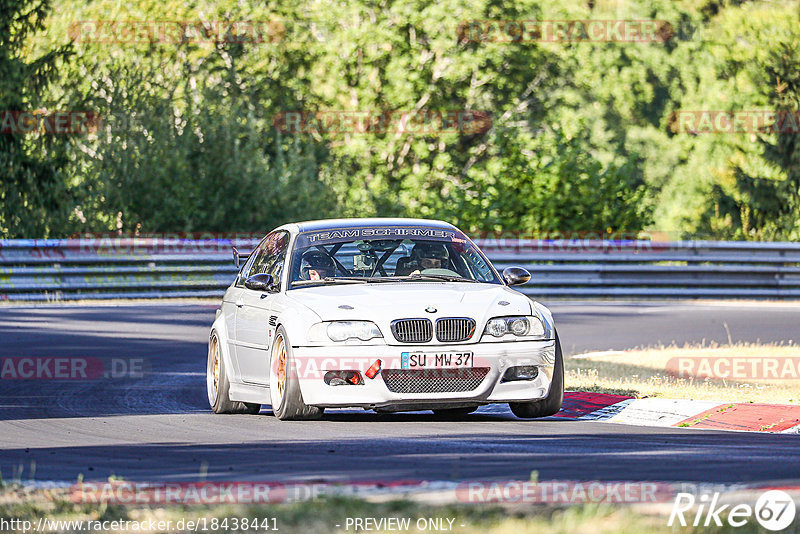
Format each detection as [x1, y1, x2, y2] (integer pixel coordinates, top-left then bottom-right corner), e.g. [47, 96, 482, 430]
[244, 273, 276, 292]
[502, 267, 531, 286]
[232, 246, 250, 268]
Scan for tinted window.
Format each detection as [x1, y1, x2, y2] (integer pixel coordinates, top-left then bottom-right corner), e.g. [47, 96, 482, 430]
[239, 231, 289, 288]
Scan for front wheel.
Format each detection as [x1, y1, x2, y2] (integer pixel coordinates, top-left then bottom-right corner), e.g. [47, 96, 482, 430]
[207, 332, 261, 415]
[509, 332, 564, 419]
[269, 326, 323, 421]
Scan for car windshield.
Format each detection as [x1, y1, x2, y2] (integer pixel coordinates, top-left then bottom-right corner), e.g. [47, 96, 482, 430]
[288, 226, 500, 288]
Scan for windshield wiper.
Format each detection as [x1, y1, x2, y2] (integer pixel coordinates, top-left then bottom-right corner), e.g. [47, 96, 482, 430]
[294, 275, 479, 285]
[338, 274, 479, 283]
[292, 277, 369, 286]
[326, 276, 398, 283]
[405, 273, 479, 283]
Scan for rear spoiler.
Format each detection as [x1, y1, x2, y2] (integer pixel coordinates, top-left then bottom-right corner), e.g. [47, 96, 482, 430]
[232, 246, 250, 268]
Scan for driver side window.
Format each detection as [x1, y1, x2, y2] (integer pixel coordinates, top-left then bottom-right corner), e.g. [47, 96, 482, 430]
[246, 231, 289, 289]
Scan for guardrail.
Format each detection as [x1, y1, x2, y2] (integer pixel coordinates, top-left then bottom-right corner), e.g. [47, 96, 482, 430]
[1, 238, 800, 301]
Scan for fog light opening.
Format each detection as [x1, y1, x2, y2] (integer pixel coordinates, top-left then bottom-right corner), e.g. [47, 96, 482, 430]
[501, 365, 539, 383]
[324, 370, 364, 386]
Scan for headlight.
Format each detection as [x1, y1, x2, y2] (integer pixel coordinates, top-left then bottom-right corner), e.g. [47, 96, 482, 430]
[483, 316, 547, 340]
[308, 321, 383, 342]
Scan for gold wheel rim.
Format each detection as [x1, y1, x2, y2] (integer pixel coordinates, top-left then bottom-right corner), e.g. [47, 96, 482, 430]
[212, 336, 220, 397]
[275, 335, 286, 400]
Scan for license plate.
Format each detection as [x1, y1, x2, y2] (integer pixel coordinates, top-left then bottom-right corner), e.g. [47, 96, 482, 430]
[400, 351, 473, 369]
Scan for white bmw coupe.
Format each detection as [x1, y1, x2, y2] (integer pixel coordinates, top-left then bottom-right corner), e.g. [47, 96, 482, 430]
[207, 218, 563, 420]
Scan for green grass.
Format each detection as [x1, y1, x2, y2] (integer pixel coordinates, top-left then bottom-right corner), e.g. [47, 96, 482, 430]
[567, 343, 800, 404]
[0, 485, 776, 534]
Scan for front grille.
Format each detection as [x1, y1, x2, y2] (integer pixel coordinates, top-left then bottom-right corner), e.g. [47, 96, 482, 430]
[391, 319, 433, 343]
[382, 368, 490, 394]
[436, 318, 476, 342]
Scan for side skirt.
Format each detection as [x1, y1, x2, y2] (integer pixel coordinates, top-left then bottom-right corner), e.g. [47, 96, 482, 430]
[229, 382, 271, 404]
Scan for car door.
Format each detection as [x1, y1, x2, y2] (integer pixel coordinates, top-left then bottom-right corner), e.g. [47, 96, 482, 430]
[223, 242, 262, 380]
[234, 231, 289, 385]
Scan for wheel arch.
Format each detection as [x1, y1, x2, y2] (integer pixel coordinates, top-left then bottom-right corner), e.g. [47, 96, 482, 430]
[209, 313, 237, 381]
[273, 304, 321, 348]
[270, 309, 315, 400]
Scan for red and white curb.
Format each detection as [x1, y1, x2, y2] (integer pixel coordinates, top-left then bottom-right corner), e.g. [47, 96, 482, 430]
[556, 392, 800, 433]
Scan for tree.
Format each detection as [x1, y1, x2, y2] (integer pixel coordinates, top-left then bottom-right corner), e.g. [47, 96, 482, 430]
[659, 2, 800, 239]
[0, 0, 73, 237]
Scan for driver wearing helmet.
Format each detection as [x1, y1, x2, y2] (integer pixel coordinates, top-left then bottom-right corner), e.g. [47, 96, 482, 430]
[301, 250, 336, 281]
[409, 243, 449, 275]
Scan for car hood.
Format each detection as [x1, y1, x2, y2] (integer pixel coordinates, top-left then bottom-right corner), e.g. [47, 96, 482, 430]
[285, 282, 534, 325]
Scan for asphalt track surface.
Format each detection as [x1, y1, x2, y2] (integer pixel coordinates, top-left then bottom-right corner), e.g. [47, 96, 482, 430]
[1, 301, 799, 486]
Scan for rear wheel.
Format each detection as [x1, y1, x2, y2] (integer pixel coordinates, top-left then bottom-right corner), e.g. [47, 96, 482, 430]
[269, 326, 323, 420]
[509, 332, 564, 419]
[207, 332, 261, 415]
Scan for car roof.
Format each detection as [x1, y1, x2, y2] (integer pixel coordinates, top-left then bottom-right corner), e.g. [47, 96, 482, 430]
[293, 218, 458, 233]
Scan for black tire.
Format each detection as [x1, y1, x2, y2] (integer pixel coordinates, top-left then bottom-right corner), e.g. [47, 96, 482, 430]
[270, 326, 324, 421]
[509, 331, 564, 419]
[208, 331, 261, 415]
[432, 406, 478, 417]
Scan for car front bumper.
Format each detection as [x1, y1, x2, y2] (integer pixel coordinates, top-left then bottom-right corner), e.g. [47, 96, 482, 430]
[291, 339, 556, 410]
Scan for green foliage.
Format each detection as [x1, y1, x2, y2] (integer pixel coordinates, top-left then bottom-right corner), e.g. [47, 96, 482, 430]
[656, 1, 800, 239]
[67, 57, 334, 233]
[0, 0, 73, 236]
[448, 124, 651, 233]
[1, 0, 799, 239]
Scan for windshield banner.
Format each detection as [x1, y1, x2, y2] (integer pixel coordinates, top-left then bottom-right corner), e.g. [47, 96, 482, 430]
[296, 227, 469, 248]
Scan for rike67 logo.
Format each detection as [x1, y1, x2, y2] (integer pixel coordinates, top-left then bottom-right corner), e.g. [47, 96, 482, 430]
[669, 490, 796, 531]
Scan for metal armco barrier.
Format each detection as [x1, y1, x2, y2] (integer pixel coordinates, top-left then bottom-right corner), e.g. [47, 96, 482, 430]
[2, 238, 800, 301]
